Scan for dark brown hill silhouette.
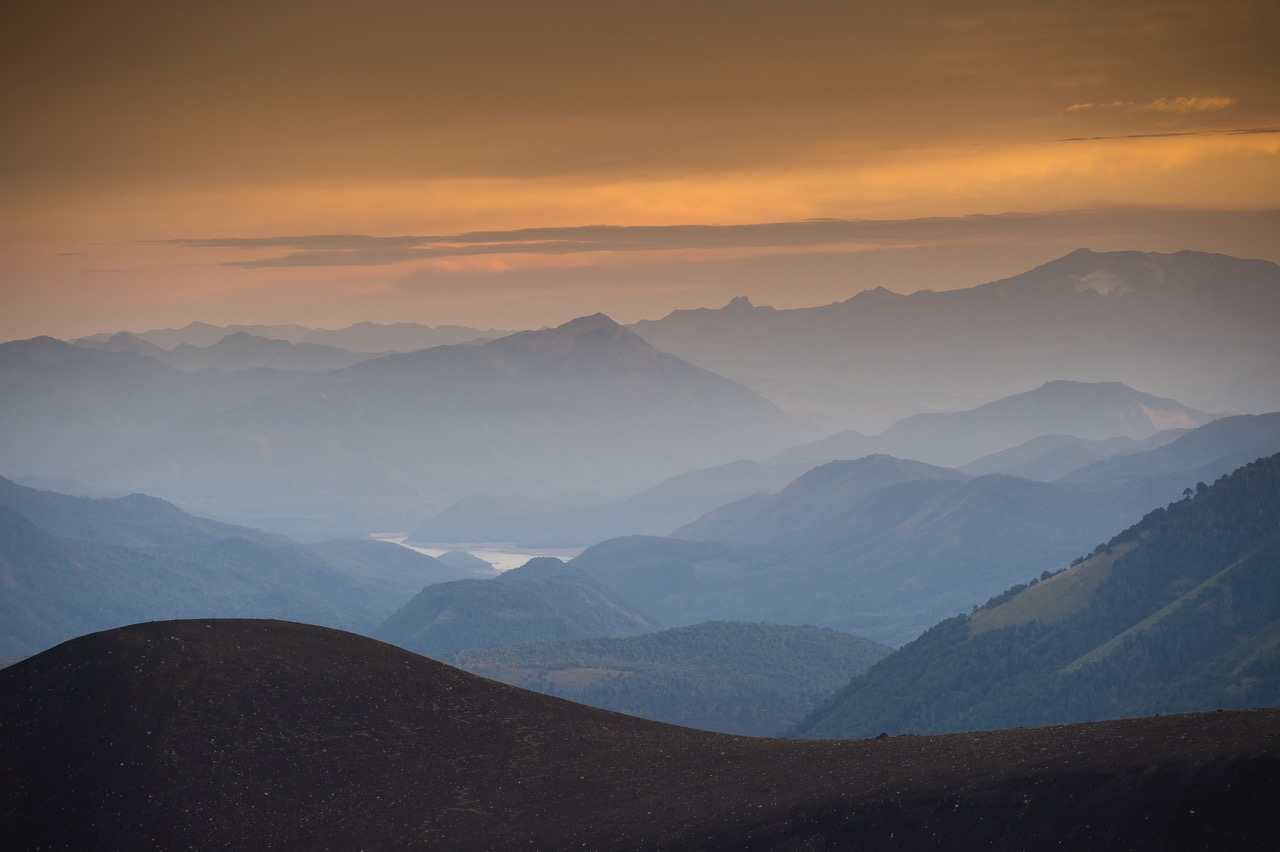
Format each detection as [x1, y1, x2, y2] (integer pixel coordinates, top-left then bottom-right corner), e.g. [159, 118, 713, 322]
[2, 620, 1277, 851]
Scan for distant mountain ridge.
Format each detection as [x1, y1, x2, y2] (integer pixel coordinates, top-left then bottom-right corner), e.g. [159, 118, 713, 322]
[408, 459, 809, 548]
[7, 314, 808, 538]
[674, 454, 968, 544]
[1062, 412, 1280, 485]
[0, 336, 312, 477]
[0, 476, 473, 657]
[631, 249, 1280, 431]
[959, 430, 1188, 481]
[774, 380, 1219, 468]
[72, 325, 514, 373]
[573, 413, 1280, 645]
[74, 319, 516, 352]
[409, 380, 1218, 548]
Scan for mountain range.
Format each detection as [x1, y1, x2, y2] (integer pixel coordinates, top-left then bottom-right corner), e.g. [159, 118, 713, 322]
[5, 249, 1274, 547]
[0, 476, 473, 657]
[80, 330, 382, 372]
[774, 379, 1218, 468]
[792, 451, 1280, 738]
[958, 430, 1188, 481]
[571, 412, 1280, 645]
[74, 319, 514, 352]
[4, 314, 807, 538]
[630, 249, 1280, 432]
[409, 380, 1225, 548]
[406, 458, 809, 548]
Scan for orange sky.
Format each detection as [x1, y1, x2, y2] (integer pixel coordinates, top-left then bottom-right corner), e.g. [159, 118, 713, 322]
[3, 0, 1278, 339]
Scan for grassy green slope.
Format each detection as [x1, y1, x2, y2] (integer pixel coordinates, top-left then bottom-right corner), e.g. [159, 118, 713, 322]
[791, 453, 1280, 738]
[443, 621, 891, 735]
[372, 559, 663, 656]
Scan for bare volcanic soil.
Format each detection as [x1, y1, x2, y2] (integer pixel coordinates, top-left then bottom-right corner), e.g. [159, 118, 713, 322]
[1, 620, 1277, 851]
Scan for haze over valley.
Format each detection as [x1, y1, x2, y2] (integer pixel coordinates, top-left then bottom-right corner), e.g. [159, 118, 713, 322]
[4, 1, 1279, 846]
[5, 246, 1280, 845]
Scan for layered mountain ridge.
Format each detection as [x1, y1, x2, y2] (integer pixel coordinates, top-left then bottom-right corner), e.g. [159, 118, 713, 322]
[631, 249, 1280, 431]
[792, 451, 1280, 738]
[572, 412, 1280, 645]
[0, 476, 472, 657]
[4, 314, 806, 538]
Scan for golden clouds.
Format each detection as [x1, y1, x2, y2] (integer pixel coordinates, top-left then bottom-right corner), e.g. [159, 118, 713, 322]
[2, 0, 1278, 338]
[1066, 97, 1241, 113]
[5, 0, 1276, 194]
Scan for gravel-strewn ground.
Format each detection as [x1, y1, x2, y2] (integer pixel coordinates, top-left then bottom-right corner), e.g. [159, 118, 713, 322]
[2, 619, 1277, 850]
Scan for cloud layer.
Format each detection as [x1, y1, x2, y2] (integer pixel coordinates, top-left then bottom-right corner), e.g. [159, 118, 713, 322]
[159, 208, 1280, 269]
[3, 1, 1278, 338]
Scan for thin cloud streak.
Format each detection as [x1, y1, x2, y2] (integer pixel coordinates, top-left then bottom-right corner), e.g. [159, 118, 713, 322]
[1065, 96, 1240, 113]
[1059, 127, 1280, 142]
[160, 209, 1280, 269]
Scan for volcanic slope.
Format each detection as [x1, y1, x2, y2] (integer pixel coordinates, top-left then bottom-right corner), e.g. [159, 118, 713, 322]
[2, 620, 1277, 851]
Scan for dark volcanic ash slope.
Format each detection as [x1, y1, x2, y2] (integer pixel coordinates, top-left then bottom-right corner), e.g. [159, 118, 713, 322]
[2, 620, 1277, 851]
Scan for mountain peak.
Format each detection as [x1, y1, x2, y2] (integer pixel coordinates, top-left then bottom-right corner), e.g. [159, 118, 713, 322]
[723, 295, 754, 310]
[847, 285, 902, 304]
[487, 313, 648, 357]
[556, 312, 623, 333]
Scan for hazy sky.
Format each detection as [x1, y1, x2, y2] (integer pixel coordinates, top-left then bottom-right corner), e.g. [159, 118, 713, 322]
[3, 0, 1278, 339]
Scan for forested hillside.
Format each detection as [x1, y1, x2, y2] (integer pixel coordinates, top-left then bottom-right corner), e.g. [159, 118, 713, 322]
[0, 477, 471, 657]
[792, 452, 1280, 738]
[372, 558, 662, 656]
[442, 621, 891, 735]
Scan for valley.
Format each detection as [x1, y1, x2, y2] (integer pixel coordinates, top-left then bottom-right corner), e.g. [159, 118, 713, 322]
[3, 249, 1279, 847]
[7, 5, 1280, 844]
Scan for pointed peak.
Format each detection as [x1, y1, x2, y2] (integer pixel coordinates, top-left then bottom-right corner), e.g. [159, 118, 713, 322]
[850, 286, 901, 302]
[1, 335, 77, 360]
[555, 312, 623, 333]
[487, 312, 649, 357]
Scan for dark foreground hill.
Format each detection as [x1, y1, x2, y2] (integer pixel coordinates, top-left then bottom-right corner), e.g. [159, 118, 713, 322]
[2, 620, 1277, 851]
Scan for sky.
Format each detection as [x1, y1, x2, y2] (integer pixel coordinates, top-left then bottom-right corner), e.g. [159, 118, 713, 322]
[3, 0, 1278, 340]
